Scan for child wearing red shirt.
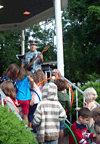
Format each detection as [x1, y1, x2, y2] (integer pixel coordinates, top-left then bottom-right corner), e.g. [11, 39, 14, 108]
[0, 81, 19, 113]
[69, 107, 96, 144]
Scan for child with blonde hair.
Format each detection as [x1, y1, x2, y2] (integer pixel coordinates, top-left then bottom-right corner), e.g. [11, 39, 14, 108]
[83, 87, 98, 127]
[83, 87, 98, 111]
[76, 87, 98, 114]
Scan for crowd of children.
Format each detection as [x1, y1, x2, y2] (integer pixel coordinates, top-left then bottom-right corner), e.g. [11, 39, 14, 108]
[70, 86, 100, 144]
[0, 66, 100, 144]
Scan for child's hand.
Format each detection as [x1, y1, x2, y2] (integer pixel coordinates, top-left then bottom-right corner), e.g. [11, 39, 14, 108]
[4, 97, 12, 103]
[75, 107, 81, 111]
[15, 100, 20, 106]
[30, 99, 34, 106]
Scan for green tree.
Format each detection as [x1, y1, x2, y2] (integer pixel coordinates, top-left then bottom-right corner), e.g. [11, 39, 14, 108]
[0, 30, 29, 75]
[62, 0, 100, 84]
[0, 30, 21, 75]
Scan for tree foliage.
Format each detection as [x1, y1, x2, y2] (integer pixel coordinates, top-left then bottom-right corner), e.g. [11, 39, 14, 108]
[62, 0, 100, 83]
[0, 30, 22, 75]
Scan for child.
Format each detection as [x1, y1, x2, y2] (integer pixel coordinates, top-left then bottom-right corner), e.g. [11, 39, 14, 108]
[51, 69, 61, 78]
[83, 87, 98, 111]
[33, 83, 67, 144]
[0, 63, 19, 87]
[28, 82, 42, 128]
[54, 78, 71, 144]
[28, 70, 44, 128]
[0, 81, 19, 113]
[90, 107, 100, 143]
[92, 107, 100, 120]
[69, 107, 96, 144]
[33, 69, 46, 93]
[15, 67, 35, 125]
[94, 117, 100, 144]
[84, 87, 98, 128]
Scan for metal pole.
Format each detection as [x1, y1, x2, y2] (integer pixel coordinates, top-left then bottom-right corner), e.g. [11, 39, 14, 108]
[69, 85, 72, 124]
[76, 89, 78, 120]
[54, 0, 64, 76]
[21, 30, 25, 55]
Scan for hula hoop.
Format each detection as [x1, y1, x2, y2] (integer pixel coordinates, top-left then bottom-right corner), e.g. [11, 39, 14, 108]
[63, 122, 78, 144]
[31, 88, 41, 101]
[38, 77, 74, 112]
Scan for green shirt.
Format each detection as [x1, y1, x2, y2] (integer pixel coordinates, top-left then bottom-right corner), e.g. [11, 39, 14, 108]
[49, 79, 71, 112]
[57, 91, 71, 112]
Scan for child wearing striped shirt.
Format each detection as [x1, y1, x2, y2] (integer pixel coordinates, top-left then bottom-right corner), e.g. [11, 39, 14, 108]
[33, 82, 67, 144]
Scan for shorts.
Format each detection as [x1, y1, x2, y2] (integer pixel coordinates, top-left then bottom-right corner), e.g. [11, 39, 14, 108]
[60, 122, 65, 130]
[28, 104, 38, 123]
[39, 140, 58, 144]
[18, 100, 30, 114]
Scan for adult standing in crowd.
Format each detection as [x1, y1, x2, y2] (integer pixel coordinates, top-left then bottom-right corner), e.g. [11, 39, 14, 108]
[21, 41, 43, 74]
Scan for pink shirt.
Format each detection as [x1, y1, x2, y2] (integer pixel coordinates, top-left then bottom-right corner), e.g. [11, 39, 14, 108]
[31, 83, 42, 104]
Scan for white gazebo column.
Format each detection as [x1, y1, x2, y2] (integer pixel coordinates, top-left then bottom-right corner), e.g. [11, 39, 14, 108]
[54, 0, 64, 76]
[21, 30, 25, 55]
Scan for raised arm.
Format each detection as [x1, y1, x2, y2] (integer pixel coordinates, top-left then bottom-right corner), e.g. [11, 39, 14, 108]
[28, 76, 34, 89]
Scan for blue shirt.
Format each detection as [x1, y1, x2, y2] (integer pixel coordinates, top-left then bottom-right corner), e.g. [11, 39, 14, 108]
[23, 50, 42, 74]
[16, 76, 31, 100]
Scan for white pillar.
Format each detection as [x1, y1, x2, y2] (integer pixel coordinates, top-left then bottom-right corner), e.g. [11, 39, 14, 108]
[54, 0, 64, 76]
[21, 30, 25, 55]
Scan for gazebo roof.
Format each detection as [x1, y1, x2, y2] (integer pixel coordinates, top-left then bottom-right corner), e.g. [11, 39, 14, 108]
[0, 0, 68, 31]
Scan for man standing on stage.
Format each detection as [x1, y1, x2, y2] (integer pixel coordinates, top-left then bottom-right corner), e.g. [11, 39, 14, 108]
[21, 41, 43, 74]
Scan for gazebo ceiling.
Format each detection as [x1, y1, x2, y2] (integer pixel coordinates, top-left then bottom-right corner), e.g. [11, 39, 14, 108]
[0, 0, 68, 31]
